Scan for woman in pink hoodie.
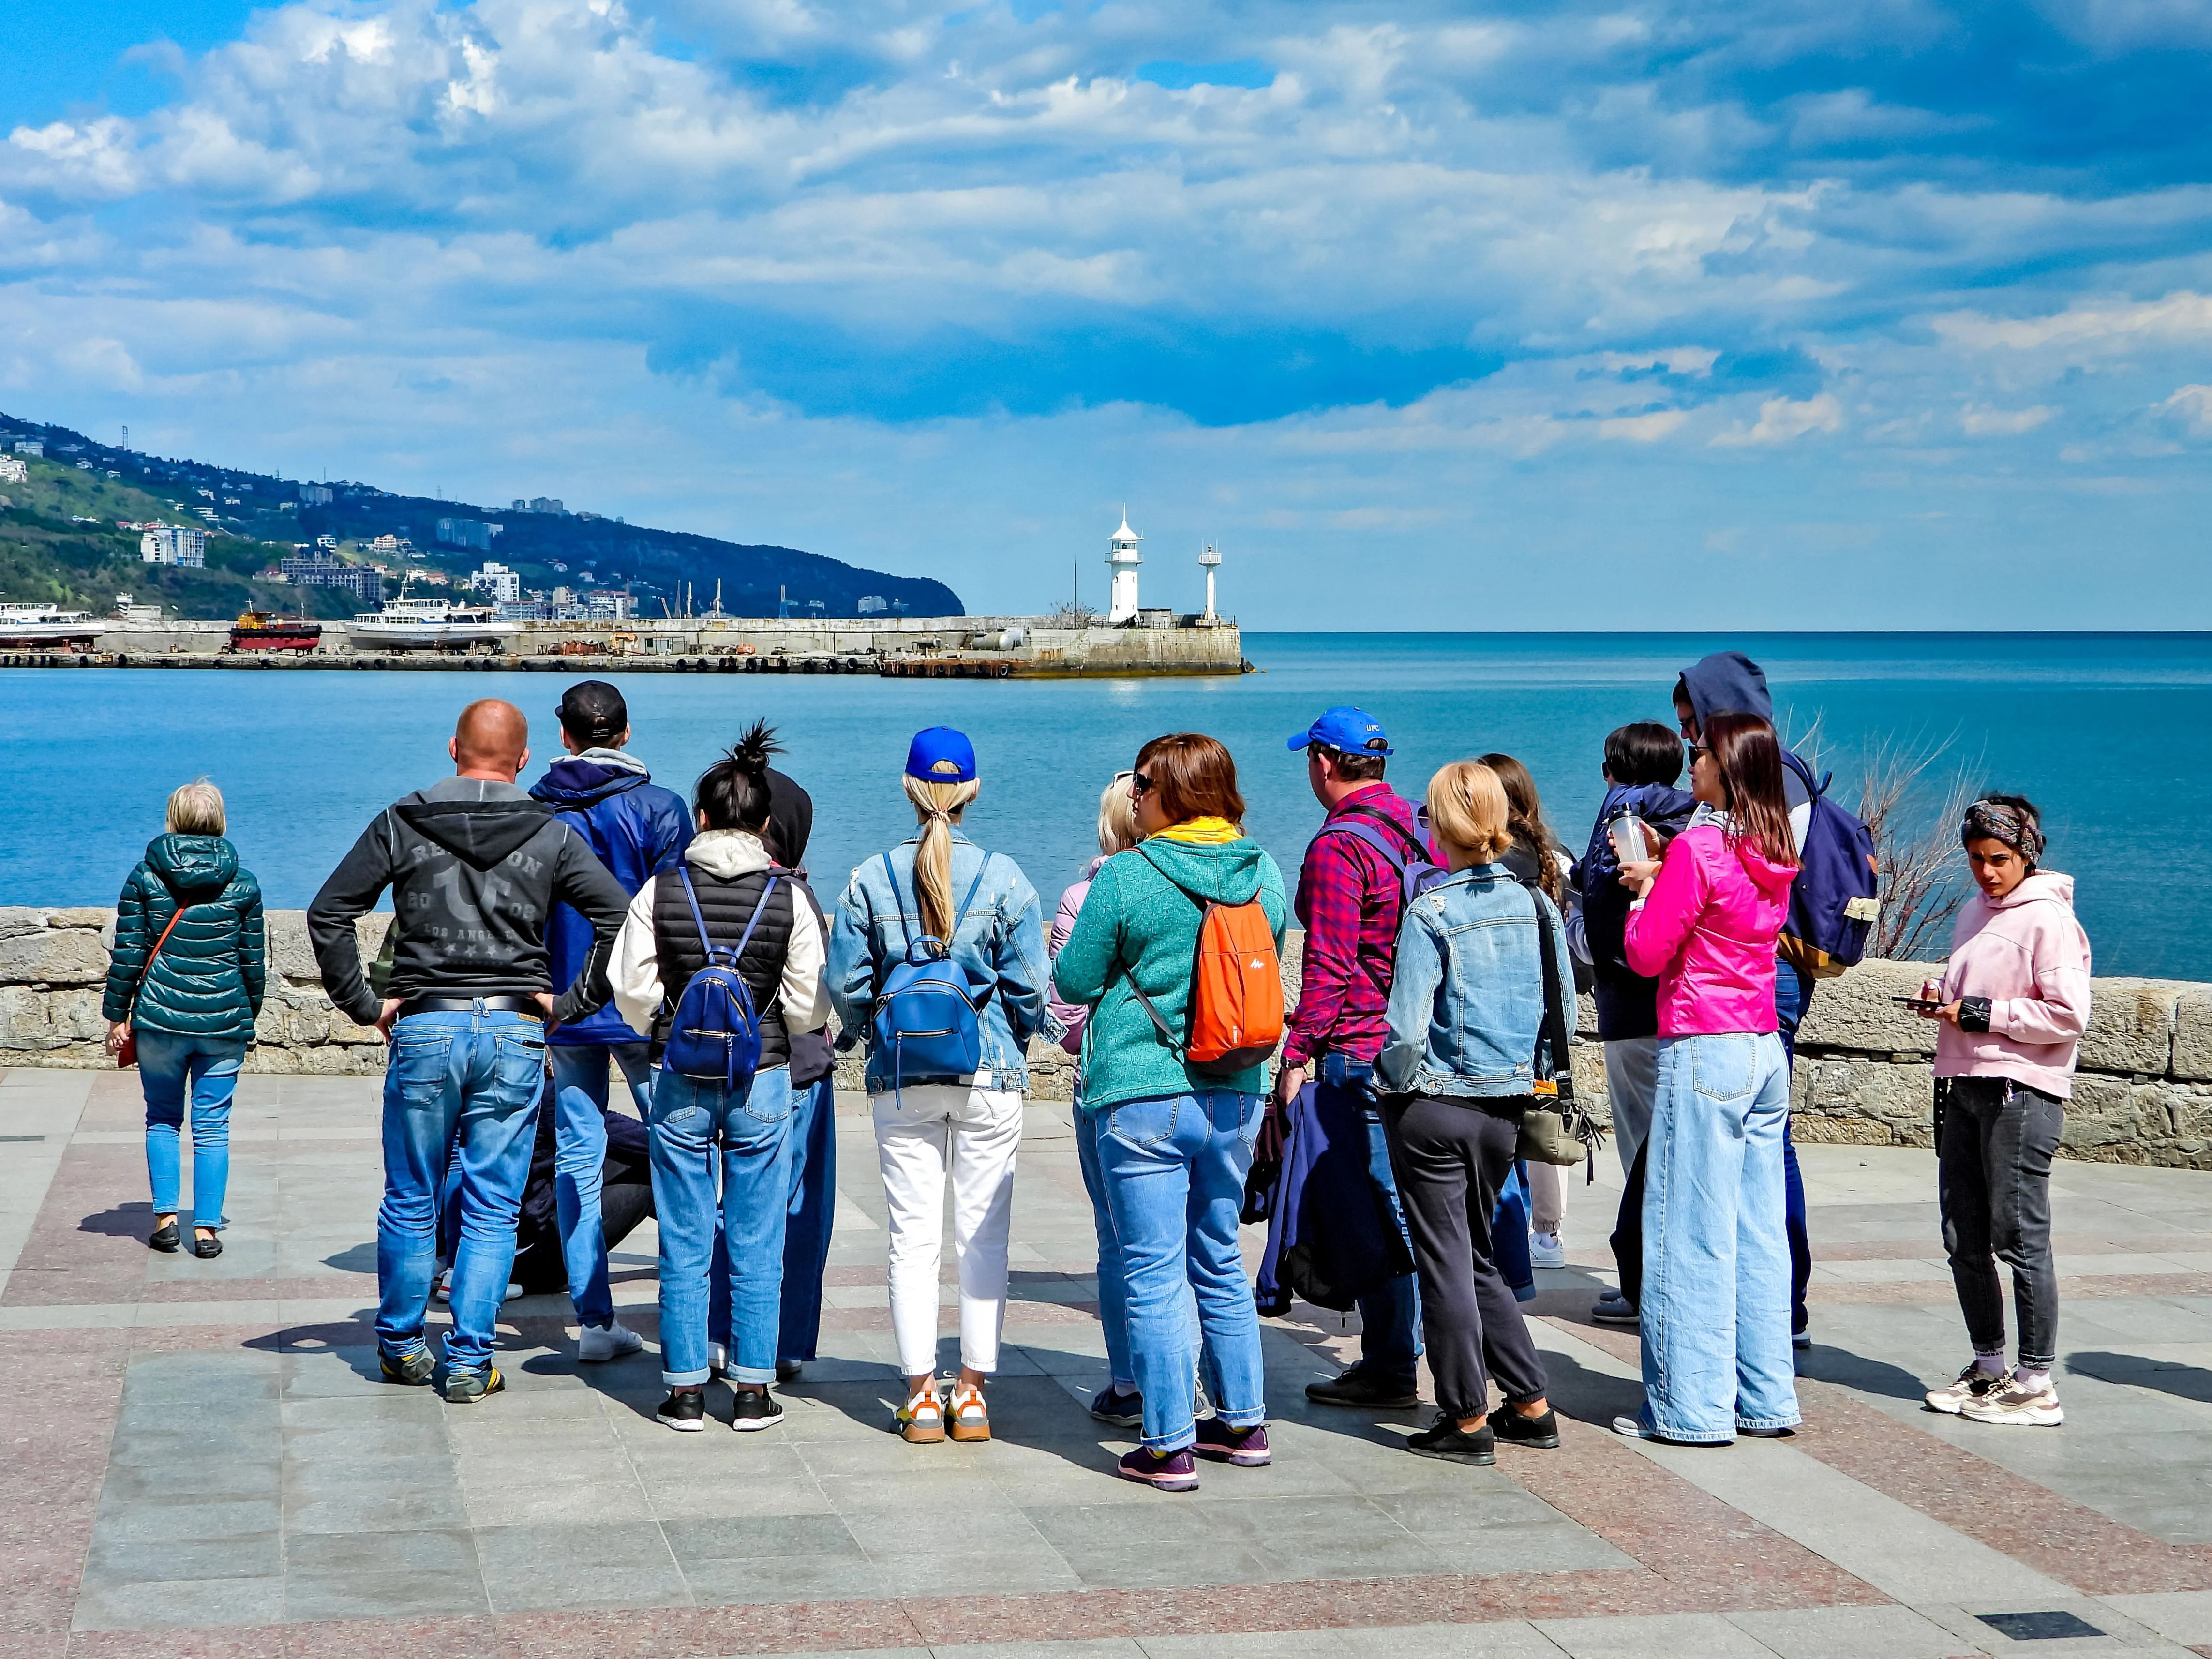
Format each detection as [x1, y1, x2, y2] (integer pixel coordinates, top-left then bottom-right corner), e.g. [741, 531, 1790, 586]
[1615, 712, 1802, 1445]
[1917, 795, 2088, 1430]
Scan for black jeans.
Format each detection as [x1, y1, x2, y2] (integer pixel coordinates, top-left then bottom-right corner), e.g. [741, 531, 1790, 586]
[1382, 1094, 1547, 1419]
[1939, 1076, 2063, 1369]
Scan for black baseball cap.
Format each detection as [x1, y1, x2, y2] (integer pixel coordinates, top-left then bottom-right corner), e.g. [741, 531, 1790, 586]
[556, 681, 627, 744]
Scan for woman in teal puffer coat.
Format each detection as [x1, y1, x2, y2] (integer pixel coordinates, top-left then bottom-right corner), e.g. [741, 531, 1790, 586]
[101, 781, 266, 1259]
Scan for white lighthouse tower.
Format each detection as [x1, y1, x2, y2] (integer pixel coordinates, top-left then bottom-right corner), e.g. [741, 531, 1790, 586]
[1198, 542, 1221, 623]
[1106, 511, 1143, 625]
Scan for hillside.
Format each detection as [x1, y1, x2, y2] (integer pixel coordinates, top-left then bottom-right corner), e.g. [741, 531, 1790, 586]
[0, 412, 962, 621]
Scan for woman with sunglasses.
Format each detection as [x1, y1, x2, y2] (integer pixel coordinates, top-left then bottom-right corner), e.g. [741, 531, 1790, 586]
[1053, 735, 1286, 1490]
[825, 728, 1047, 1444]
[1614, 713, 1802, 1445]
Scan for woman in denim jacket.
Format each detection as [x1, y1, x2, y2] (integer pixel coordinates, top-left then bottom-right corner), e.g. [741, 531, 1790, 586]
[826, 727, 1046, 1444]
[1375, 761, 1569, 1465]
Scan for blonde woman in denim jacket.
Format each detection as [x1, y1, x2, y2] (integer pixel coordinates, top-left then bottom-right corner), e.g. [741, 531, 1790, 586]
[1375, 761, 1569, 1466]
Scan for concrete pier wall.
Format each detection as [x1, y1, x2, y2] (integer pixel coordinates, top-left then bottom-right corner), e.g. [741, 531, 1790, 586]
[5, 907, 2205, 1168]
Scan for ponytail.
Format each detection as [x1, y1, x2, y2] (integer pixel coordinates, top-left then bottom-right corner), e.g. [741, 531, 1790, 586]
[694, 720, 782, 833]
[902, 773, 979, 939]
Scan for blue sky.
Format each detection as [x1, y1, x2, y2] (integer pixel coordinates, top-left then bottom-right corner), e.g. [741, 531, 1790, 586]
[4, 0, 2211, 628]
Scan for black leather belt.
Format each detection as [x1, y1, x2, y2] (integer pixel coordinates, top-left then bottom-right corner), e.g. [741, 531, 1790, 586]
[395, 995, 542, 1019]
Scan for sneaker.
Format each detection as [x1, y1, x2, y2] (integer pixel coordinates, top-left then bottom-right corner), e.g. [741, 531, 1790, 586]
[148, 1219, 180, 1254]
[433, 1270, 521, 1304]
[1960, 1379, 2064, 1427]
[897, 1384, 945, 1443]
[1305, 1364, 1420, 1410]
[1590, 1296, 1640, 1327]
[1494, 1406, 1561, 1449]
[657, 1387, 706, 1432]
[577, 1321, 644, 1363]
[1924, 1363, 2011, 1415]
[1193, 1418, 1271, 1466]
[444, 1365, 506, 1405]
[1117, 1445, 1200, 1491]
[1408, 1415, 1496, 1465]
[1529, 1230, 1567, 1270]
[1792, 1325, 1812, 1351]
[1194, 1372, 1213, 1419]
[379, 1347, 435, 1386]
[776, 1358, 804, 1383]
[948, 1383, 991, 1442]
[731, 1387, 786, 1432]
[1089, 1384, 1143, 1428]
[1739, 1424, 1797, 1438]
[709, 1342, 727, 1378]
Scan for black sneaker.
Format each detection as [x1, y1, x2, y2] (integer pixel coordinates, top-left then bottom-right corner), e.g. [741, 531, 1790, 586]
[1305, 1364, 1420, 1410]
[657, 1388, 706, 1432]
[1090, 1384, 1143, 1428]
[444, 1365, 505, 1405]
[776, 1359, 804, 1383]
[1590, 1294, 1639, 1326]
[1494, 1406, 1561, 1449]
[380, 1347, 435, 1386]
[731, 1387, 785, 1432]
[148, 1219, 180, 1254]
[1407, 1415, 1496, 1465]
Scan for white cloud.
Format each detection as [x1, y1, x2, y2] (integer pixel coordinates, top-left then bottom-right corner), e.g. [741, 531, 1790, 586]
[2158, 385, 2212, 437]
[1709, 393, 1842, 447]
[1960, 403, 2057, 435]
[1935, 291, 2212, 354]
[1599, 409, 1688, 442]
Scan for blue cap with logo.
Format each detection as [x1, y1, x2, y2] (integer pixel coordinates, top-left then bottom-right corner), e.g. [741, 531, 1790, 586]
[905, 726, 978, 782]
[1288, 706, 1393, 758]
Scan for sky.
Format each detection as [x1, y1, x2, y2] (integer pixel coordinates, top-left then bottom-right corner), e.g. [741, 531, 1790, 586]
[3, 0, 2210, 629]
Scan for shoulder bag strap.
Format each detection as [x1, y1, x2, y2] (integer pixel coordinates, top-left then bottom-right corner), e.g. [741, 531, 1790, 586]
[677, 866, 728, 967]
[1516, 877, 1574, 1101]
[128, 902, 189, 1021]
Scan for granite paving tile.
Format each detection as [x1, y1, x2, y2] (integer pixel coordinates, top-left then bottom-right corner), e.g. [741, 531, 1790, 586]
[1725, 1602, 1993, 1659]
[281, 1569, 492, 1622]
[1536, 1610, 1791, 1657]
[68, 1574, 290, 1632]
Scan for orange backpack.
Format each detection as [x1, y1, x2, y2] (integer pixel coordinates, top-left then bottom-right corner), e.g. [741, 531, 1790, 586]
[1126, 847, 1285, 1077]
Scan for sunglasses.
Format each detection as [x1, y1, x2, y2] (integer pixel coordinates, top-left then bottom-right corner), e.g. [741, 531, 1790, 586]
[1686, 742, 1711, 760]
[1129, 770, 1156, 797]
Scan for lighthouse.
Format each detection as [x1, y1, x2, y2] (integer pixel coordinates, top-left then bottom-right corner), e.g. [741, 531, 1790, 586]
[1198, 542, 1221, 623]
[1106, 512, 1143, 625]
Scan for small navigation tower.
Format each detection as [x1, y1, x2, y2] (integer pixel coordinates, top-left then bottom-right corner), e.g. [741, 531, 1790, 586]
[1198, 542, 1220, 623]
[1106, 511, 1142, 625]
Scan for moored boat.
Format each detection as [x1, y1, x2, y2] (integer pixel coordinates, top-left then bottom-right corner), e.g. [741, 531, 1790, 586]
[350, 589, 519, 653]
[229, 611, 323, 653]
[0, 603, 102, 650]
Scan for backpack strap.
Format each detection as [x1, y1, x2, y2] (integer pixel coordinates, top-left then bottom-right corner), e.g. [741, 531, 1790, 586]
[677, 866, 726, 967]
[1321, 818, 1411, 874]
[1124, 845, 1206, 1056]
[730, 873, 781, 966]
[1320, 805, 1426, 861]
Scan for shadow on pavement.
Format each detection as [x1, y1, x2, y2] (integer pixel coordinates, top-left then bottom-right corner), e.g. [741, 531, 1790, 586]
[2067, 1349, 2212, 1403]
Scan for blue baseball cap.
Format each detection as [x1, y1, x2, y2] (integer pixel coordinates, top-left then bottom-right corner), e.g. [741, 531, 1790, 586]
[1289, 706, 1393, 758]
[905, 726, 977, 782]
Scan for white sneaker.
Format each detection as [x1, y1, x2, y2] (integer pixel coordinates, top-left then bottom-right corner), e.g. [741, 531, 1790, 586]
[708, 1342, 727, 1378]
[1530, 1231, 1567, 1270]
[1960, 1379, 2064, 1427]
[578, 1321, 645, 1363]
[434, 1270, 522, 1304]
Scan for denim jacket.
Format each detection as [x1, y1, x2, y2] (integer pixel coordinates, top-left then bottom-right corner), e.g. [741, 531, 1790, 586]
[826, 830, 1048, 1093]
[1376, 862, 1575, 1099]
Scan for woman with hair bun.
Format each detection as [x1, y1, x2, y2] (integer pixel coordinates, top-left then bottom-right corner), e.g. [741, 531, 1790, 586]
[610, 721, 831, 1434]
[1917, 794, 2089, 1429]
[1615, 711, 1802, 1446]
[826, 728, 1047, 1445]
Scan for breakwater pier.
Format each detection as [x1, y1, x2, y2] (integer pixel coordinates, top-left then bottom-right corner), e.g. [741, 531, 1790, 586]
[0, 613, 1250, 678]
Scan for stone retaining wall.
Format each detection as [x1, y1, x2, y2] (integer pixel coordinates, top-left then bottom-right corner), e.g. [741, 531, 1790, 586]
[6, 907, 2206, 1168]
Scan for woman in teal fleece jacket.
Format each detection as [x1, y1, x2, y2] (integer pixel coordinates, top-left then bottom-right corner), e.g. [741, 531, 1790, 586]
[1053, 732, 1285, 1491]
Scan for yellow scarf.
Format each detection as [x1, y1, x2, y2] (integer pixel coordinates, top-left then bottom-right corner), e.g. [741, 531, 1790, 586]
[1152, 816, 1242, 845]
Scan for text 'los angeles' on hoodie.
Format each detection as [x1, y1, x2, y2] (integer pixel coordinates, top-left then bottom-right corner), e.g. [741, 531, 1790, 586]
[308, 776, 632, 1027]
[1623, 806, 1799, 1037]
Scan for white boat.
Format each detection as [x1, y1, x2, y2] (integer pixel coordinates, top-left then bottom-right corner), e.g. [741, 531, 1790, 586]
[0, 603, 103, 649]
[350, 592, 520, 652]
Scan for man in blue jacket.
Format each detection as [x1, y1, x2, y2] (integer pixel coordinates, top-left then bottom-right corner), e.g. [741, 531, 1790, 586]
[530, 681, 692, 1362]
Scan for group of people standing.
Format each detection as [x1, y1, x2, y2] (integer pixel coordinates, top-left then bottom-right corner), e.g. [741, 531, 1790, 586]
[97, 650, 2093, 1489]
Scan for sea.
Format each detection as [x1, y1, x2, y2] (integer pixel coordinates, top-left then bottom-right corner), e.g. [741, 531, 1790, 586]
[2, 633, 2201, 980]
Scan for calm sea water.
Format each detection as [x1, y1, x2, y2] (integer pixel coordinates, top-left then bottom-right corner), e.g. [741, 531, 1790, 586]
[3, 633, 2200, 978]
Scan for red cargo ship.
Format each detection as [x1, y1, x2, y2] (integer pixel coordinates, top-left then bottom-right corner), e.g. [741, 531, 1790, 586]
[228, 611, 323, 653]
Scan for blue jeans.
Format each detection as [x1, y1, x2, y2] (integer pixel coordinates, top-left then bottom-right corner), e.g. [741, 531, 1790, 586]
[1772, 962, 1815, 1334]
[137, 1031, 244, 1230]
[778, 1076, 837, 1366]
[1095, 1090, 1268, 1453]
[548, 1042, 652, 1330]
[651, 1066, 797, 1388]
[1638, 1032, 1801, 1443]
[377, 1008, 546, 1377]
[1077, 1095, 1199, 1394]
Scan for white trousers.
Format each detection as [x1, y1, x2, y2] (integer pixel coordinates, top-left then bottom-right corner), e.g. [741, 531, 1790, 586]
[1605, 1036, 1661, 1176]
[1525, 1160, 1564, 1236]
[871, 1082, 1023, 1378]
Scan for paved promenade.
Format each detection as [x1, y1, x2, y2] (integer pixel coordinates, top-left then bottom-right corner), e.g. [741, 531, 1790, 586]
[6, 1064, 2212, 1658]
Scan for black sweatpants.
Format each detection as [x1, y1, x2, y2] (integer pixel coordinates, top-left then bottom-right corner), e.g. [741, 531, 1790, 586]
[1939, 1076, 2063, 1369]
[1381, 1093, 1548, 1419]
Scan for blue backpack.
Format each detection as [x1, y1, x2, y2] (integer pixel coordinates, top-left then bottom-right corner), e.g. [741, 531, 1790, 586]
[1317, 807, 1448, 906]
[660, 867, 779, 1091]
[870, 852, 993, 1098]
[1779, 751, 1882, 978]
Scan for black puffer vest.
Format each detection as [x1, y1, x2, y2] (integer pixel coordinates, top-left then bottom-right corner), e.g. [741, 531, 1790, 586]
[650, 864, 796, 1068]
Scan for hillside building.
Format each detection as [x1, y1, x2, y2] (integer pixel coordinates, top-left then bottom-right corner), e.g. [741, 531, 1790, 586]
[467, 561, 521, 603]
[300, 484, 332, 505]
[140, 526, 208, 568]
[281, 553, 382, 602]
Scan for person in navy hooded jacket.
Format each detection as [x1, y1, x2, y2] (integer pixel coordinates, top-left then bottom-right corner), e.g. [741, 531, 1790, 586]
[530, 681, 692, 1362]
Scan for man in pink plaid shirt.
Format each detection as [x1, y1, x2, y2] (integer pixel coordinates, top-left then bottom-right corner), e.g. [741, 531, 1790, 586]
[1277, 707, 1427, 1410]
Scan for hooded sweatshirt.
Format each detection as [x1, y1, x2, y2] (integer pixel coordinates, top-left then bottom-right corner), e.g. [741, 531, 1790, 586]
[1576, 780, 1698, 1040]
[308, 776, 632, 1026]
[103, 834, 267, 1042]
[530, 748, 693, 1046]
[1676, 651, 1814, 830]
[609, 827, 830, 1051]
[1051, 834, 1288, 1109]
[1934, 871, 2091, 1100]
[1623, 806, 1800, 1036]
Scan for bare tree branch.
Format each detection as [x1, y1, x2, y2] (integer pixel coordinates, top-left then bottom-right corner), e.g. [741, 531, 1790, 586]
[1853, 729, 1980, 961]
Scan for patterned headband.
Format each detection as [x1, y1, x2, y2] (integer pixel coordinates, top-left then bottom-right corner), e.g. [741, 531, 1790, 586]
[1962, 799, 2044, 864]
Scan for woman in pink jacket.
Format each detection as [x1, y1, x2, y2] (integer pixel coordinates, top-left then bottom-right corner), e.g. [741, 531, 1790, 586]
[1918, 795, 2088, 1429]
[1614, 712, 1802, 1445]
